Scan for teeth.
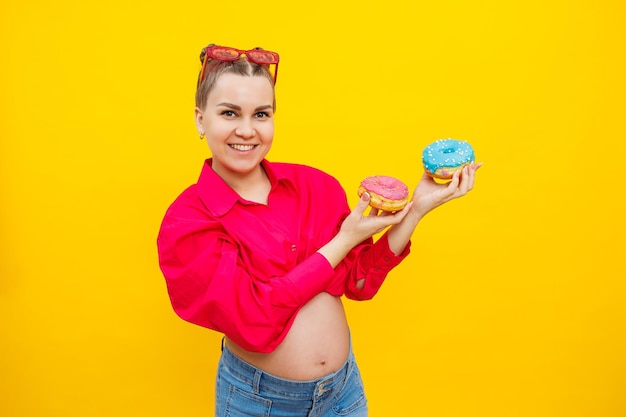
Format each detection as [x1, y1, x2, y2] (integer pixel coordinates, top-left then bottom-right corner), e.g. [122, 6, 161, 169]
[230, 144, 255, 151]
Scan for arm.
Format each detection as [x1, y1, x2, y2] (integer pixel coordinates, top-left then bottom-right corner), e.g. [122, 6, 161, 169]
[329, 163, 482, 299]
[156, 166, 406, 353]
[387, 162, 481, 255]
[317, 192, 412, 267]
[157, 214, 337, 353]
[318, 192, 413, 300]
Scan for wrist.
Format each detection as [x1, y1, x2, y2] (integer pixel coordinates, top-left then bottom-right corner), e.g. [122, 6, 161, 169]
[407, 206, 425, 225]
[317, 232, 354, 268]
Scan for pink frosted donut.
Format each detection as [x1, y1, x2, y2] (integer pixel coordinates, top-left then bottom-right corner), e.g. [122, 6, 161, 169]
[357, 175, 409, 212]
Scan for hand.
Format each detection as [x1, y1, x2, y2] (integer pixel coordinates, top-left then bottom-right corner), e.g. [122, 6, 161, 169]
[410, 162, 482, 219]
[338, 192, 412, 248]
[317, 192, 413, 268]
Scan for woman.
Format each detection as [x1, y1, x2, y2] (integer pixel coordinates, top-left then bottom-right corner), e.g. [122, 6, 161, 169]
[157, 44, 480, 416]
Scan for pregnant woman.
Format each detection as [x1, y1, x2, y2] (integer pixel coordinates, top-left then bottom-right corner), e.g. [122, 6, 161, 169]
[157, 43, 481, 416]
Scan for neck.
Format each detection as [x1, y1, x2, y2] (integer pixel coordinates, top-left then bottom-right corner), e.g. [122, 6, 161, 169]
[214, 162, 271, 204]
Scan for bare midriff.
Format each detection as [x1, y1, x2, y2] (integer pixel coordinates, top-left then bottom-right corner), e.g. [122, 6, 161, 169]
[225, 292, 350, 381]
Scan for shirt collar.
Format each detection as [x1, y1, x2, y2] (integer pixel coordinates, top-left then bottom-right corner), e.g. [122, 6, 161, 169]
[197, 159, 291, 217]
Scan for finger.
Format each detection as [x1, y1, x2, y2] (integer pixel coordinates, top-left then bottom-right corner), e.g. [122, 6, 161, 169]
[368, 206, 380, 217]
[457, 165, 471, 195]
[355, 192, 372, 216]
[466, 163, 479, 190]
[435, 169, 461, 202]
[445, 169, 461, 193]
[371, 202, 412, 228]
[388, 202, 413, 223]
[371, 213, 406, 233]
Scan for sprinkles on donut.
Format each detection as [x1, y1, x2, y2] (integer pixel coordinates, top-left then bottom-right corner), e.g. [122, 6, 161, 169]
[422, 138, 475, 179]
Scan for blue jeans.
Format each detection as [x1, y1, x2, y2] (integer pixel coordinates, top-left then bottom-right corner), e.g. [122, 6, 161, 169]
[215, 341, 368, 417]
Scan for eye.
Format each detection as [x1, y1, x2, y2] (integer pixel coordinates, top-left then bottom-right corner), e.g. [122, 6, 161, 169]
[255, 111, 271, 119]
[220, 110, 237, 118]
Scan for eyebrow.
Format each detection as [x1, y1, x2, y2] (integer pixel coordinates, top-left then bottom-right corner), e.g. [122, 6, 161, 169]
[216, 103, 273, 112]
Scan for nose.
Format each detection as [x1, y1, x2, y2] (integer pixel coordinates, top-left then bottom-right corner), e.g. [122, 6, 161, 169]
[235, 120, 256, 139]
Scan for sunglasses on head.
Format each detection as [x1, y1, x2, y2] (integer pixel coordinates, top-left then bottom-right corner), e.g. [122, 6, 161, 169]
[197, 44, 280, 87]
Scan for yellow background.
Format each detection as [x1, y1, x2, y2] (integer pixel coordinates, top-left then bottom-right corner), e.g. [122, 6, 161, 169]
[2, 0, 625, 416]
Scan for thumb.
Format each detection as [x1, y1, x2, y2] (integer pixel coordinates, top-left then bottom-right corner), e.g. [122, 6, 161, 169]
[355, 192, 371, 215]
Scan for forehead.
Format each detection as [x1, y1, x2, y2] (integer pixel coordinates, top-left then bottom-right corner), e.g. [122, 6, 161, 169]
[209, 73, 274, 103]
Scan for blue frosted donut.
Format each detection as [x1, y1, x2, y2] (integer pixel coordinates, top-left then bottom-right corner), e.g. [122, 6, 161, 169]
[422, 139, 475, 179]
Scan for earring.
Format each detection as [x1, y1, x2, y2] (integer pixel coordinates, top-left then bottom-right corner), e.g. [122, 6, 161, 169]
[199, 132, 205, 140]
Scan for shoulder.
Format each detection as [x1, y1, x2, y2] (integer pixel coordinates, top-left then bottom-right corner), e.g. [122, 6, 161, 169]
[158, 182, 226, 250]
[162, 183, 209, 221]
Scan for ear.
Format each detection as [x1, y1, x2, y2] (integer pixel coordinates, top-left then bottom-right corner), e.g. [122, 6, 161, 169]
[194, 107, 205, 134]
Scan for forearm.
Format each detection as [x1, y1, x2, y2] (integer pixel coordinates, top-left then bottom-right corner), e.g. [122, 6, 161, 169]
[317, 232, 356, 268]
[387, 210, 423, 255]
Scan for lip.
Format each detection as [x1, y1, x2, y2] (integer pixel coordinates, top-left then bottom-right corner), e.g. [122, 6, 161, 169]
[228, 144, 258, 152]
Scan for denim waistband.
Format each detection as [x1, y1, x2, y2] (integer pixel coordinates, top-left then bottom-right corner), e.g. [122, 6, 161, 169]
[220, 340, 354, 399]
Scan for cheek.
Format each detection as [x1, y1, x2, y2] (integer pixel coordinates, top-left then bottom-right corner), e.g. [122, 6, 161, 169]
[207, 122, 231, 138]
[261, 124, 275, 140]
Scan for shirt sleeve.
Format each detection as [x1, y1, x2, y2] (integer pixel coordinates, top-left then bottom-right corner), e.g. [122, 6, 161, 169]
[157, 209, 337, 353]
[309, 173, 411, 300]
[339, 232, 411, 301]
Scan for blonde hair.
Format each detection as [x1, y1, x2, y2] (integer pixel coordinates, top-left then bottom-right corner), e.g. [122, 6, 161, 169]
[195, 58, 276, 111]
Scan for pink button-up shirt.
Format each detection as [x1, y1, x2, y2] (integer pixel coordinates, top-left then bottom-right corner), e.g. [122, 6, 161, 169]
[157, 159, 410, 352]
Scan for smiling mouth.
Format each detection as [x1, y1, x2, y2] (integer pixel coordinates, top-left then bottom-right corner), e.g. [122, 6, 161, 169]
[229, 144, 257, 151]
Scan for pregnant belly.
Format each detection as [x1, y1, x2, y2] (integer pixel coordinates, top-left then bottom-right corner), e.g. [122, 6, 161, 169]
[225, 292, 350, 380]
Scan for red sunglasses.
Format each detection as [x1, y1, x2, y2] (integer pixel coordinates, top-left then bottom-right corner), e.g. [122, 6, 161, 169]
[197, 44, 280, 87]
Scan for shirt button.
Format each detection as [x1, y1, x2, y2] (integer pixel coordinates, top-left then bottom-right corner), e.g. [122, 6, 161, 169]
[291, 244, 297, 252]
